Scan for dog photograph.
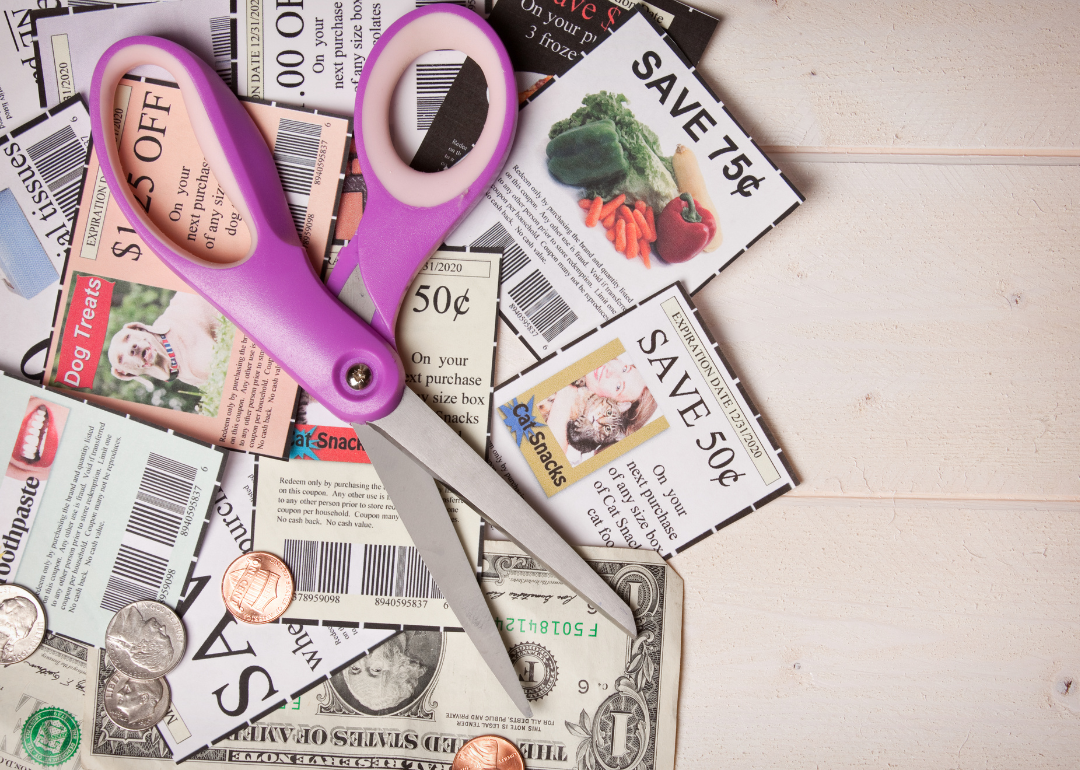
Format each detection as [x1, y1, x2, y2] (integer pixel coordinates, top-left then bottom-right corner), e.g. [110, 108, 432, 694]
[51, 275, 236, 415]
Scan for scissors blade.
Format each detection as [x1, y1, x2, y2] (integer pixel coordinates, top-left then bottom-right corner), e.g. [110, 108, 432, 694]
[354, 425, 532, 717]
[366, 388, 638, 638]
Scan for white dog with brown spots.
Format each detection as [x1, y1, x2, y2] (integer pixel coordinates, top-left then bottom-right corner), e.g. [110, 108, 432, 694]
[107, 292, 221, 392]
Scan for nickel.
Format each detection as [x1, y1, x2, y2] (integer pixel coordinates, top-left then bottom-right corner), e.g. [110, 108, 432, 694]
[105, 600, 186, 679]
[0, 584, 45, 665]
[103, 670, 171, 731]
[221, 551, 293, 623]
[452, 736, 525, 770]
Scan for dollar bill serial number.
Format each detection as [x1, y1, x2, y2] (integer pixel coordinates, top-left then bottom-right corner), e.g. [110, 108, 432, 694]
[496, 617, 598, 637]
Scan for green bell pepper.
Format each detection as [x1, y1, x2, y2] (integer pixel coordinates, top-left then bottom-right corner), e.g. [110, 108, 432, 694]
[545, 119, 629, 187]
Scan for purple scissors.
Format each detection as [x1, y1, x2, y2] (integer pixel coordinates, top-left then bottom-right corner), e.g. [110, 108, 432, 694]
[89, 5, 635, 715]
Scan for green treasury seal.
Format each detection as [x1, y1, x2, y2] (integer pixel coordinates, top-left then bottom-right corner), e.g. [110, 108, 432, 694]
[21, 707, 80, 766]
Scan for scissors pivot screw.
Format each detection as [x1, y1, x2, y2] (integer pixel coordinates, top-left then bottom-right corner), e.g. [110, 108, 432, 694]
[346, 363, 372, 390]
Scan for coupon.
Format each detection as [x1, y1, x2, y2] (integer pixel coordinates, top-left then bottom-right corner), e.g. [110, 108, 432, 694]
[489, 284, 796, 558]
[448, 12, 802, 359]
[0, 98, 90, 383]
[42, 76, 349, 453]
[33, 0, 239, 108]
[488, 0, 718, 85]
[236, 0, 494, 176]
[0, 0, 54, 130]
[238, 0, 424, 114]
[257, 248, 501, 625]
[0, 372, 224, 645]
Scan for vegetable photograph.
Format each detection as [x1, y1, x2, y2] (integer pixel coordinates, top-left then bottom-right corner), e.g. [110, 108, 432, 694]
[547, 91, 723, 267]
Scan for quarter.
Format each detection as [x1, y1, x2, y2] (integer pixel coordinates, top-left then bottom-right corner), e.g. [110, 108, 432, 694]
[452, 735, 525, 770]
[221, 551, 293, 623]
[103, 671, 171, 731]
[105, 600, 186, 679]
[0, 584, 46, 665]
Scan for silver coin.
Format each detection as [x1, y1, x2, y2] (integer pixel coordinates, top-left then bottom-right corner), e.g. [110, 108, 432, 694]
[0, 584, 46, 665]
[103, 671, 171, 731]
[105, 600, 186, 679]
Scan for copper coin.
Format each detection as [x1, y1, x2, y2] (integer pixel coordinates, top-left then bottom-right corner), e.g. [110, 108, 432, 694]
[221, 552, 293, 623]
[452, 736, 524, 770]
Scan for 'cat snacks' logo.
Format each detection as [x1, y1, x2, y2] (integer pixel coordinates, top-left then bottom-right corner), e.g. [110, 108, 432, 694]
[499, 397, 568, 493]
[289, 424, 371, 463]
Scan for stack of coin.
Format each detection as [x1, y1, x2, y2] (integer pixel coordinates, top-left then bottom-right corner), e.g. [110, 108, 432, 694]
[221, 551, 294, 623]
[0, 584, 46, 665]
[103, 600, 185, 731]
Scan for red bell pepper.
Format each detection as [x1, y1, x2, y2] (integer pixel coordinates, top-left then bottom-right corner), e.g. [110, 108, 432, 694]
[655, 193, 717, 264]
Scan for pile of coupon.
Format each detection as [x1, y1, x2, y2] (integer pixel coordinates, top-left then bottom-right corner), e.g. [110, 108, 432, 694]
[0, 1, 801, 768]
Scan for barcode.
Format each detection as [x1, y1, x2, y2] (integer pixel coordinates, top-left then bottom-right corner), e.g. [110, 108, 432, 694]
[282, 539, 443, 599]
[415, 63, 462, 131]
[362, 544, 442, 598]
[284, 539, 351, 594]
[471, 223, 528, 284]
[287, 201, 309, 240]
[209, 16, 236, 87]
[100, 454, 197, 613]
[508, 269, 578, 342]
[273, 118, 322, 196]
[25, 125, 85, 223]
[470, 222, 577, 340]
[101, 546, 170, 613]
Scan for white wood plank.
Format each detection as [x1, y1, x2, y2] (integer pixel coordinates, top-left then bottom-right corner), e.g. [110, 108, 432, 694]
[690, 161, 1080, 498]
[672, 497, 1080, 767]
[692, 0, 1080, 151]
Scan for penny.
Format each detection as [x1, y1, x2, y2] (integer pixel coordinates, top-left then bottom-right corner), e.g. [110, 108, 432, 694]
[105, 600, 186, 679]
[452, 736, 525, 770]
[103, 671, 171, 731]
[221, 551, 293, 623]
[0, 585, 46, 665]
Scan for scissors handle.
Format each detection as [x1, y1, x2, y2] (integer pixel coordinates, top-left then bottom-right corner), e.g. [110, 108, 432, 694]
[327, 4, 517, 342]
[89, 37, 404, 423]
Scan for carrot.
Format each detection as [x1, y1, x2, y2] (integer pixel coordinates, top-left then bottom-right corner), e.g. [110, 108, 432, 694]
[599, 194, 626, 219]
[585, 196, 603, 227]
[579, 198, 593, 210]
[640, 239, 651, 268]
[602, 212, 616, 229]
[606, 227, 615, 242]
[614, 219, 626, 253]
[634, 200, 646, 214]
[632, 209, 652, 242]
[626, 221, 639, 260]
[618, 205, 634, 228]
[645, 208, 657, 242]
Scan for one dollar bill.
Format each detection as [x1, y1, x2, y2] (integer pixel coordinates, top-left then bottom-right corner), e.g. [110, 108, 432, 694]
[82, 541, 682, 770]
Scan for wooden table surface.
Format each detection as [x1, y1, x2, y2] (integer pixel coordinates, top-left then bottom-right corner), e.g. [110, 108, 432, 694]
[493, 1, 1080, 765]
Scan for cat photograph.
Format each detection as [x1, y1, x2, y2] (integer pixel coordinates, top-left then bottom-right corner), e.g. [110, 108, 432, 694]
[537, 354, 659, 466]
